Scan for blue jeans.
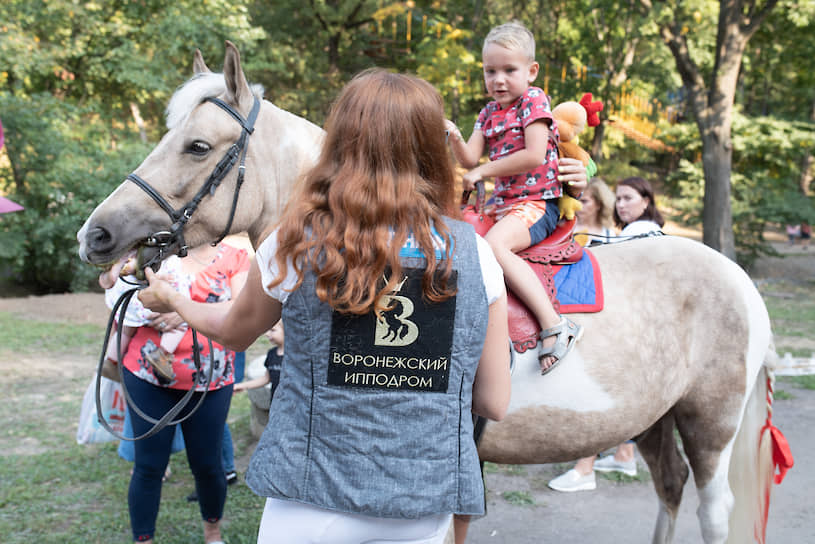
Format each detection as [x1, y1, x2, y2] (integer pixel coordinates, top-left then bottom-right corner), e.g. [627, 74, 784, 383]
[123, 369, 232, 542]
[221, 351, 245, 474]
[118, 408, 185, 462]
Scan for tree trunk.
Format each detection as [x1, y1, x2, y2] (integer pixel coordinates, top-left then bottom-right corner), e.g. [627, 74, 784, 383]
[799, 96, 815, 195]
[129, 102, 147, 144]
[700, 127, 736, 258]
[591, 120, 605, 161]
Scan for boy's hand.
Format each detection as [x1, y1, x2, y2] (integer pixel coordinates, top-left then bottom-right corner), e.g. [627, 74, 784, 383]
[462, 169, 483, 191]
[444, 119, 463, 143]
[233, 382, 248, 393]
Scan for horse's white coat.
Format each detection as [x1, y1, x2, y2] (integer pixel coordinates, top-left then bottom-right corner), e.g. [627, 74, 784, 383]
[508, 348, 616, 413]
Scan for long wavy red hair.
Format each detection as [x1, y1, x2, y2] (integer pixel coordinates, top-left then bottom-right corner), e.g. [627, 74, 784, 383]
[269, 69, 459, 315]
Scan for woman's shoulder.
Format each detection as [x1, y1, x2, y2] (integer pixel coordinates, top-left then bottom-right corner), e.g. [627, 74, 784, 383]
[620, 220, 661, 236]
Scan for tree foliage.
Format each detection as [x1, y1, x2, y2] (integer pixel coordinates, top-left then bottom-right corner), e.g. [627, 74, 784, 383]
[1, 0, 813, 292]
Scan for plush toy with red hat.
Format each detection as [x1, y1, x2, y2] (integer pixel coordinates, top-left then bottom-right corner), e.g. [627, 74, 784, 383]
[553, 92, 604, 220]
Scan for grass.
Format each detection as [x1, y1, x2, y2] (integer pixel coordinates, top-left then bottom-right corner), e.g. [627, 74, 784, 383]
[0, 311, 269, 544]
[0, 311, 103, 356]
[0, 391, 266, 544]
[778, 375, 815, 391]
[483, 462, 527, 476]
[759, 280, 815, 353]
[501, 490, 535, 506]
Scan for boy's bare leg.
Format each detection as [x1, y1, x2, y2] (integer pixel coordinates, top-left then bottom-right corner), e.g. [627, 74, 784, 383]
[484, 215, 561, 369]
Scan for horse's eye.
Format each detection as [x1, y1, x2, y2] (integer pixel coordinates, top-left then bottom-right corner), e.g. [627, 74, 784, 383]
[188, 141, 211, 155]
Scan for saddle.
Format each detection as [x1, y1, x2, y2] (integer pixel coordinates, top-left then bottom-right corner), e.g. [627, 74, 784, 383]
[461, 185, 585, 353]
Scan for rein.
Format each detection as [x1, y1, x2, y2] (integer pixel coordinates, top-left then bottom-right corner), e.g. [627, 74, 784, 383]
[95, 286, 214, 441]
[128, 95, 260, 272]
[95, 95, 259, 440]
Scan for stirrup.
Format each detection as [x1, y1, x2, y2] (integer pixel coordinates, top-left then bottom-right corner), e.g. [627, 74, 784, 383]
[538, 317, 583, 375]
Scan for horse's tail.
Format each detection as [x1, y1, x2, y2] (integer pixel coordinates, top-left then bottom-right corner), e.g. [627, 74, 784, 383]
[726, 343, 779, 544]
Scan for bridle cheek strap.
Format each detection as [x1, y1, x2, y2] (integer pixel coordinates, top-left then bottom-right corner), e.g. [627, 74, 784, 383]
[126, 95, 260, 267]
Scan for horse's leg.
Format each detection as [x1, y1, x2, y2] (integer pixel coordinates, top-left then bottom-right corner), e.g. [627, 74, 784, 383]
[635, 412, 689, 544]
[673, 405, 738, 544]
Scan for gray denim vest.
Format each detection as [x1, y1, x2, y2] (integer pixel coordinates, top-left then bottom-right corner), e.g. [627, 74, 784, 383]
[246, 218, 489, 518]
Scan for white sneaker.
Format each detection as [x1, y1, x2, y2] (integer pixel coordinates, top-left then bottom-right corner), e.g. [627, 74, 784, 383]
[547, 469, 596, 492]
[594, 455, 637, 476]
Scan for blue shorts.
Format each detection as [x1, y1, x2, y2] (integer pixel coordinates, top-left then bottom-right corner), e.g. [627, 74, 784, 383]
[491, 199, 560, 247]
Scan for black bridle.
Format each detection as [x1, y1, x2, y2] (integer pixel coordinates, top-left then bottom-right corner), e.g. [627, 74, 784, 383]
[128, 95, 261, 272]
[94, 95, 260, 440]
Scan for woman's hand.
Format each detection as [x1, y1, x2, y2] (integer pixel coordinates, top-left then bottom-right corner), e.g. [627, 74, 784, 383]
[147, 311, 184, 333]
[558, 157, 588, 197]
[138, 268, 183, 314]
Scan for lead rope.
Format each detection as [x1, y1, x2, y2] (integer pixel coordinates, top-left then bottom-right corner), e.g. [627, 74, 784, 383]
[94, 285, 213, 441]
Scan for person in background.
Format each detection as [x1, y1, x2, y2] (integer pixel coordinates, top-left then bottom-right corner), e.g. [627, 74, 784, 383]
[799, 220, 810, 250]
[100, 259, 189, 382]
[548, 176, 663, 493]
[117, 242, 249, 544]
[233, 322, 284, 395]
[573, 178, 615, 247]
[614, 176, 664, 236]
[786, 223, 801, 245]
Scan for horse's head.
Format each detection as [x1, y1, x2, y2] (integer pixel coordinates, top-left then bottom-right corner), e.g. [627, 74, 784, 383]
[77, 41, 323, 276]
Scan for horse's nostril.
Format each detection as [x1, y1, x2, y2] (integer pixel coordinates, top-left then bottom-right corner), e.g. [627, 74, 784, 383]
[87, 226, 113, 251]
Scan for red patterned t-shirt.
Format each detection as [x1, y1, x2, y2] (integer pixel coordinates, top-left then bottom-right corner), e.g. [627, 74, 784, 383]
[474, 86, 561, 213]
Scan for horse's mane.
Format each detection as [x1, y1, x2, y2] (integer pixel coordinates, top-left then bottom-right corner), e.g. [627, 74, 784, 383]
[166, 72, 265, 130]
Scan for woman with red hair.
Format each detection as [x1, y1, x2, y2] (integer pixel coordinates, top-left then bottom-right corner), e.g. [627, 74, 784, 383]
[141, 69, 511, 543]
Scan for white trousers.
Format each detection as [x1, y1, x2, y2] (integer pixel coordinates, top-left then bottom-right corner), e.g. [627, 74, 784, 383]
[257, 497, 452, 544]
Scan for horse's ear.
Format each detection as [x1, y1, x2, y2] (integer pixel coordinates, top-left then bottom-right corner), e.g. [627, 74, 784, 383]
[223, 41, 251, 108]
[193, 49, 211, 74]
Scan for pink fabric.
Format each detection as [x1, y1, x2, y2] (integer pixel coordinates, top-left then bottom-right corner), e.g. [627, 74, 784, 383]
[0, 196, 24, 214]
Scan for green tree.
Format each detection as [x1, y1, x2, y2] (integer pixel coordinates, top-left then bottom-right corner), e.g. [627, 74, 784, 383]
[639, 0, 780, 259]
[0, 0, 264, 292]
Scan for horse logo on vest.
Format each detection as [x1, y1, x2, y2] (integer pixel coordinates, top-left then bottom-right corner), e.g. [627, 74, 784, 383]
[375, 275, 419, 347]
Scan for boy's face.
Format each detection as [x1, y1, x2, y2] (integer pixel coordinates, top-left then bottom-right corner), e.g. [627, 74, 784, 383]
[266, 323, 284, 346]
[482, 43, 539, 109]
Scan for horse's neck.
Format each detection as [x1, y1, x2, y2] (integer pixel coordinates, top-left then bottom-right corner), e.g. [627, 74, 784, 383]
[247, 103, 325, 247]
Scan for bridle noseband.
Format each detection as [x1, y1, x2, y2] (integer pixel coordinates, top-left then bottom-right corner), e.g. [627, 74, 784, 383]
[127, 95, 260, 272]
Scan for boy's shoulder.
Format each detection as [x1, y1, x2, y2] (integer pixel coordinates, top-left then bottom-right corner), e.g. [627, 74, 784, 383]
[521, 86, 548, 103]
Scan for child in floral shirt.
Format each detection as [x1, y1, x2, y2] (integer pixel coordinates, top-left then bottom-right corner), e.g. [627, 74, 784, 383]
[446, 21, 585, 373]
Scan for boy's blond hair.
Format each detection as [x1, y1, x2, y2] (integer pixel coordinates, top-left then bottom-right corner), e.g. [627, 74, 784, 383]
[483, 21, 536, 62]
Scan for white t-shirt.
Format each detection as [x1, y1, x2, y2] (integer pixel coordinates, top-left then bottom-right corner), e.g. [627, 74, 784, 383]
[255, 229, 505, 306]
[620, 220, 661, 237]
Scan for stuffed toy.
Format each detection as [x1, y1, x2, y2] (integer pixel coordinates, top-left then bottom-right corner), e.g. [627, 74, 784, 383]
[554, 92, 604, 220]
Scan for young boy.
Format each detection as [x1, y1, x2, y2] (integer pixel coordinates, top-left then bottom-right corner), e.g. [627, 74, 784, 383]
[233, 321, 283, 394]
[446, 21, 584, 372]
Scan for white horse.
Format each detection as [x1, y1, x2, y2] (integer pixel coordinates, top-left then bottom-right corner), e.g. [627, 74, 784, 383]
[77, 43, 781, 543]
